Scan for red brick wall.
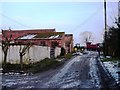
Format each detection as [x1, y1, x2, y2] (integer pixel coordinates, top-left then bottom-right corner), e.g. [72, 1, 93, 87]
[2, 29, 74, 53]
[15, 39, 63, 47]
[65, 34, 73, 52]
[2, 29, 55, 41]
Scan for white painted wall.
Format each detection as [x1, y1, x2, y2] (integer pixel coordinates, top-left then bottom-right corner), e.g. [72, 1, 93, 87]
[7, 45, 20, 64]
[55, 47, 61, 58]
[1, 45, 61, 64]
[28, 46, 50, 63]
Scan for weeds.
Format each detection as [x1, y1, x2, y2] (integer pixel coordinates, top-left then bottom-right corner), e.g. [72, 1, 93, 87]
[65, 53, 73, 59]
[2, 58, 63, 74]
[102, 58, 120, 62]
[2, 53, 73, 74]
[31, 58, 62, 73]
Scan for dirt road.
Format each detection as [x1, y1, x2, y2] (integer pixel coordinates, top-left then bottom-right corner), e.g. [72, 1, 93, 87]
[2, 51, 117, 89]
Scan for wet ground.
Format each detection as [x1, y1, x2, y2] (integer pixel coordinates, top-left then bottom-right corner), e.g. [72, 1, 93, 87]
[1, 51, 119, 89]
[103, 60, 120, 85]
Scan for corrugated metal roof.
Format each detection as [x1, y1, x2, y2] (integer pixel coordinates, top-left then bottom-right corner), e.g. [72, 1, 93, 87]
[19, 34, 36, 39]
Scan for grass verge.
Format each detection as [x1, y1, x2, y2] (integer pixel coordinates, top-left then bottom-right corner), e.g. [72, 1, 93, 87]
[101, 58, 120, 62]
[64, 53, 73, 59]
[2, 58, 63, 74]
[30, 58, 63, 73]
[2, 53, 74, 74]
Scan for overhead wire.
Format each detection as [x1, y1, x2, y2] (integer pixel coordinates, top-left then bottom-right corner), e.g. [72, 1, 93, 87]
[66, 6, 103, 44]
[67, 6, 103, 33]
[0, 13, 33, 29]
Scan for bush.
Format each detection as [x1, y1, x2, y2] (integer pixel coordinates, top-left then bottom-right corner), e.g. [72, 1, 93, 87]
[29, 58, 61, 73]
[2, 63, 32, 73]
[2, 58, 63, 74]
[65, 53, 72, 59]
[56, 55, 64, 59]
[101, 58, 120, 62]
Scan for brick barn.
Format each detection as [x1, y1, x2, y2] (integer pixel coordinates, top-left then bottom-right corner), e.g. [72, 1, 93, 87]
[2, 28, 73, 54]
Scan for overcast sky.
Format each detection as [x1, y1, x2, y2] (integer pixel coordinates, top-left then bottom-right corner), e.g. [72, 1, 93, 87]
[0, 1, 118, 45]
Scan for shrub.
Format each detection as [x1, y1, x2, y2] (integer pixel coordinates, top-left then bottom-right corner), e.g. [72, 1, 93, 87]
[30, 58, 61, 73]
[102, 58, 120, 62]
[2, 58, 63, 74]
[2, 63, 32, 73]
[65, 53, 72, 59]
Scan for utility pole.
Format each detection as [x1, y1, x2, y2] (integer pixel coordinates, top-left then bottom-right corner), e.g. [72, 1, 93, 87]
[118, 1, 120, 57]
[118, 1, 120, 23]
[104, 0, 108, 57]
[104, 0, 107, 31]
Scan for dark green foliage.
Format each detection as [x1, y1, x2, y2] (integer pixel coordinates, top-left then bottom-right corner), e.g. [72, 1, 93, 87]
[103, 18, 120, 58]
[2, 63, 31, 73]
[65, 53, 72, 59]
[56, 55, 64, 59]
[31, 58, 61, 73]
[101, 58, 120, 62]
[2, 58, 62, 74]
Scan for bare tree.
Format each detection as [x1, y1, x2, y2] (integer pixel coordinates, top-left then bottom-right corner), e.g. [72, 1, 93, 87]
[1, 29, 12, 68]
[80, 31, 93, 44]
[19, 43, 32, 69]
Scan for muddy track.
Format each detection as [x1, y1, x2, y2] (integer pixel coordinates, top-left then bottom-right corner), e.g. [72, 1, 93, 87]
[2, 51, 119, 89]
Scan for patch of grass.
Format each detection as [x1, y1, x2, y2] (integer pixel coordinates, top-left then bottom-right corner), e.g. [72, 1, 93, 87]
[65, 53, 73, 59]
[101, 58, 120, 62]
[27, 58, 63, 73]
[2, 63, 31, 73]
[56, 55, 64, 59]
[2, 58, 63, 74]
